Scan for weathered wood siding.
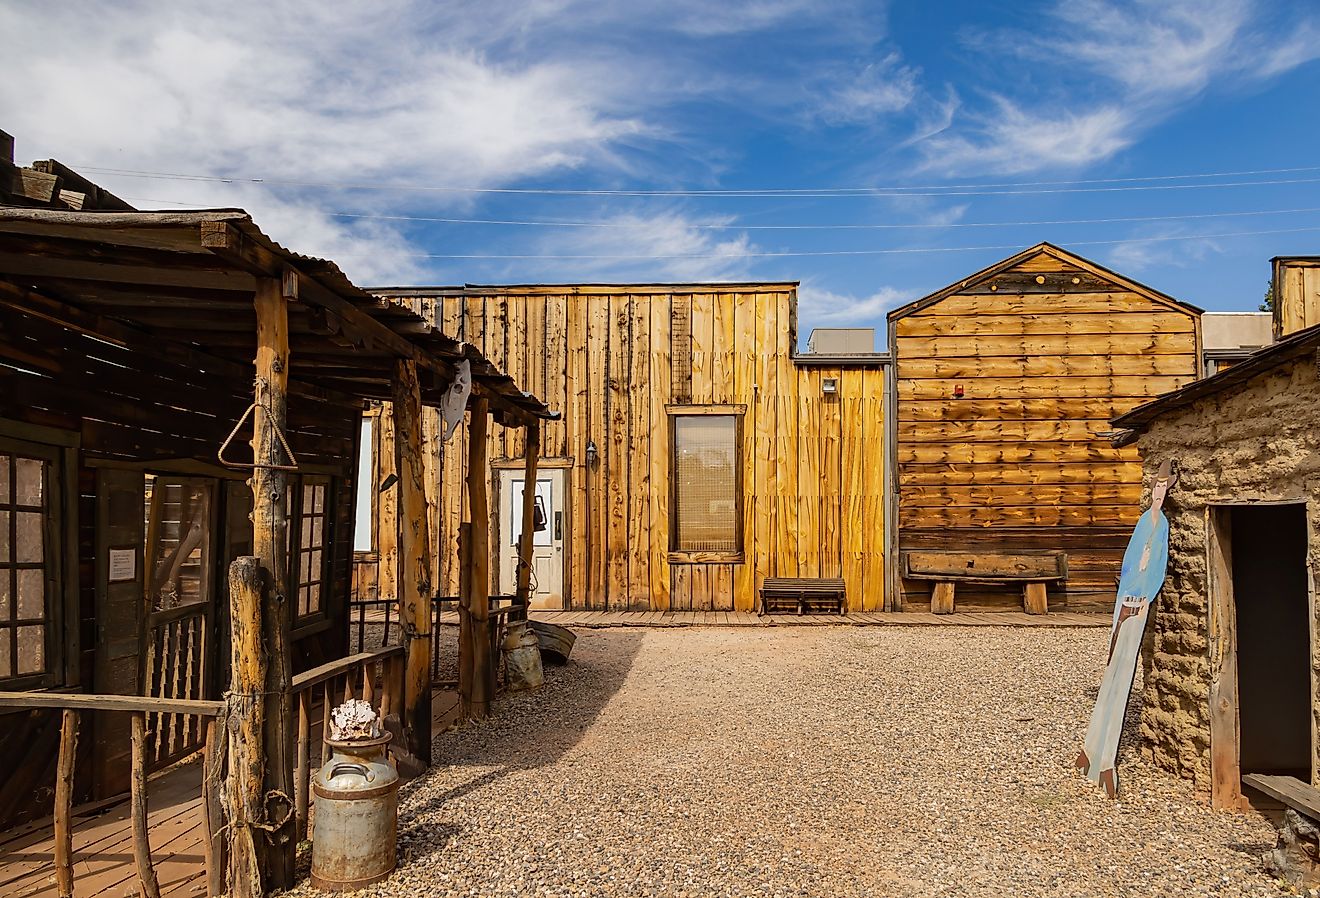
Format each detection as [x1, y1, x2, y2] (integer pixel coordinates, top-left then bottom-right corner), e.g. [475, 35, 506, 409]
[892, 247, 1201, 611]
[1273, 257, 1320, 338]
[379, 286, 887, 613]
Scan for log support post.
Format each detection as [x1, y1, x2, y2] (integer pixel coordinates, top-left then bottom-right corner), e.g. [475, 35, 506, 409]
[131, 711, 160, 898]
[515, 422, 541, 621]
[1023, 582, 1049, 615]
[931, 581, 955, 614]
[392, 359, 434, 765]
[253, 276, 295, 887]
[226, 556, 266, 898]
[54, 709, 78, 898]
[463, 399, 492, 719]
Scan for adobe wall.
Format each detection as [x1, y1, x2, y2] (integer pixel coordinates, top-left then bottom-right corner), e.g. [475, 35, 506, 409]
[1133, 353, 1320, 788]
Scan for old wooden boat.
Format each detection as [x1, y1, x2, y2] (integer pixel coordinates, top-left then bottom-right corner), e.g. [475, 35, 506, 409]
[528, 619, 576, 665]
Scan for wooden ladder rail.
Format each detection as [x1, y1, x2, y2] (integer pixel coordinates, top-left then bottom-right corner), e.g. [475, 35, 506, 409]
[0, 692, 227, 898]
[288, 644, 406, 840]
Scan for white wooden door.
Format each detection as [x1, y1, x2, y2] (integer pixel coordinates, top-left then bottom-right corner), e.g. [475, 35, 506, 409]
[498, 469, 565, 609]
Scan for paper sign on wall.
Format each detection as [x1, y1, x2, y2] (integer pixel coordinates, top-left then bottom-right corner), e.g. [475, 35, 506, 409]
[109, 548, 137, 582]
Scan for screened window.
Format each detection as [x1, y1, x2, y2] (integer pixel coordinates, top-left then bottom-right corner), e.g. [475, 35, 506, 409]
[671, 414, 741, 554]
[293, 478, 329, 619]
[0, 445, 58, 683]
[144, 476, 213, 613]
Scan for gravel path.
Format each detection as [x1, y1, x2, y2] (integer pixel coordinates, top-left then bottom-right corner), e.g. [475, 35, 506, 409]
[297, 626, 1280, 898]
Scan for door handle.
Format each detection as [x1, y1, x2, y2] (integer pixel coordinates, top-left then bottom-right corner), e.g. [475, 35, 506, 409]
[554, 511, 562, 540]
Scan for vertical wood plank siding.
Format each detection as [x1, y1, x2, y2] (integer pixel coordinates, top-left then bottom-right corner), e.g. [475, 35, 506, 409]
[891, 249, 1200, 611]
[378, 286, 887, 613]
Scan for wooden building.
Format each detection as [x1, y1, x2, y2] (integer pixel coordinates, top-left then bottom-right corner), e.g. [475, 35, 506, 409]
[0, 190, 550, 894]
[370, 245, 1209, 616]
[887, 244, 1202, 612]
[371, 285, 889, 614]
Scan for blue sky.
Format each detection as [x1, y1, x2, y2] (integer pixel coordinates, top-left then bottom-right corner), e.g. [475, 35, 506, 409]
[4, 0, 1319, 338]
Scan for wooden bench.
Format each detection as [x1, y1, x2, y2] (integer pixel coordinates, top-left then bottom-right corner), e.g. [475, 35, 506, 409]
[901, 550, 1067, 615]
[1244, 774, 1320, 886]
[759, 578, 847, 615]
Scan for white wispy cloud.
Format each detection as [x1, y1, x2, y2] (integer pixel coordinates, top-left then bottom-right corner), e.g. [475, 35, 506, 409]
[812, 54, 921, 125]
[918, 0, 1320, 174]
[1104, 226, 1225, 275]
[529, 211, 759, 282]
[797, 282, 911, 326]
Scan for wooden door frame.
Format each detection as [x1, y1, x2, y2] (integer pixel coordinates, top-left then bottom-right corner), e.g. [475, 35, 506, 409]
[1207, 499, 1316, 810]
[494, 465, 569, 605]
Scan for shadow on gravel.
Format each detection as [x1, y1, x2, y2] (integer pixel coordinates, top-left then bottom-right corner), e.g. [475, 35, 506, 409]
[399, 628, 646, 843]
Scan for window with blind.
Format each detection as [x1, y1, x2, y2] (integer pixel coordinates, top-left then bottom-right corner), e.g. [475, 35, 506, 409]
[0, 441, 61, 686]
[671, 413, 742, 554]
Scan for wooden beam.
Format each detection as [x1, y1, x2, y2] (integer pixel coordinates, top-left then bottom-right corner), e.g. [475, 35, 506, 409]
[226, 556, 266, 898]
[0, 692, 226, 714]
[516, 422, 541, 619]
[393, 358, 434, 764]
[465, 399, 493, 719]
[252, 277, 296, 888]
[54, 710, 77, 898]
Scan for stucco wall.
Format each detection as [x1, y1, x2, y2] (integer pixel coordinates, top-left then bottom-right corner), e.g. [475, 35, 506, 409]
[1133, 352, 1320, 789]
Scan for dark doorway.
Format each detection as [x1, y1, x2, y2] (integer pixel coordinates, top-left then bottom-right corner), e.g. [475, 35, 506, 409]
[1232, 503, 1311, 778]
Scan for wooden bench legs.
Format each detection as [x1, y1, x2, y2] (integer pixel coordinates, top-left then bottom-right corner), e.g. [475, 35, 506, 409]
[929, 580, 1050, 614]
[1023, 582, 1049, 615]
[931, 581, 956, 614]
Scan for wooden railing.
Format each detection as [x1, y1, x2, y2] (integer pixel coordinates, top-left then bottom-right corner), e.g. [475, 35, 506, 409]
[289, 644, 404, 839]
[0, 692, 227, 898]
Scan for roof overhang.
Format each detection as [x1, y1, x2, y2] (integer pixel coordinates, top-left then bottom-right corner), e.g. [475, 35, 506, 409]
[0, 208, 556, 427]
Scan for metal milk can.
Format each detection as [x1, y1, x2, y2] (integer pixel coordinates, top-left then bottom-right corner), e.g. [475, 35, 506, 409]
[503, 618, 545, 691]
[310, 733, 399, 891]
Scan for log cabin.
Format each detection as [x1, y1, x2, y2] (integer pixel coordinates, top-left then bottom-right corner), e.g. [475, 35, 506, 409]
[0, 146, 553, 895]
[887, 243, 1202, 612]
[371, 244, 1206, 617]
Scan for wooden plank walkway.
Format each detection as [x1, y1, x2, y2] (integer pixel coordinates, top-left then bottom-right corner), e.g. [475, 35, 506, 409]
[1, 689, 462, 898]
[529, 610, 1109, 628]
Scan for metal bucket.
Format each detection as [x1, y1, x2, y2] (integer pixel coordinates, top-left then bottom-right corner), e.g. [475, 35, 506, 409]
[503, 618, 545, 691]
[311, 733, 399, 891]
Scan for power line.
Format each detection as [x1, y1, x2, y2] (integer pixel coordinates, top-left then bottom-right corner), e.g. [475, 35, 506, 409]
[120, 194, 1320, 232]
[79, 164, 1320, 198]
[323, 225, 1320, 259]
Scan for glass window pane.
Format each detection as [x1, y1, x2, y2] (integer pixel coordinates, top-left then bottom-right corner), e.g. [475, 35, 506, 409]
[311, 485, 325, 514]
[0, 511, 8, 562]
[301, 515, 313, 550]
[308, 549, 322, 580]
[16, 569, 43, 620]
[16, 513, 43, 563]
[14, 458, 43, 506]
[311, 517, 323, 547]
[307, 581, 321, 613]
[16, 626, 44, 675]
[673, 416, 739, 553]
[0, 455, 9, 503]
[0, 576, 10, 621]
[0, 634, 10, 678]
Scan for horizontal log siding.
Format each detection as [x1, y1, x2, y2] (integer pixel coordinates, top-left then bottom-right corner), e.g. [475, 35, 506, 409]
[893, 250, 1200, 611]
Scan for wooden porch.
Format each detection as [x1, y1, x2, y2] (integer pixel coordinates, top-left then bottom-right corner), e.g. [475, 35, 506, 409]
[0, 690, 461, 898]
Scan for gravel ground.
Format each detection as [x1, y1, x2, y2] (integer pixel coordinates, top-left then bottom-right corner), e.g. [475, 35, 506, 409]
[295, 626, 1281, 898]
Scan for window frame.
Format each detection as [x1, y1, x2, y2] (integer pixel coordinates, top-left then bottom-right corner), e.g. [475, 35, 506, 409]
[288, 474, 333, 627]
[0, 427, 77, 690]
[667, 404, 746, 564]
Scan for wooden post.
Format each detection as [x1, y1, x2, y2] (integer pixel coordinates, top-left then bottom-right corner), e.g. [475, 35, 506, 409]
[54, 709, 78, 898]
[253, 276, 296, 887]
[515, 422, 541, 621]
[392, 358, 434, 764]
[465, 400, 492, 719]
[1023, 582, 1049, 615]
[131, 711, 161, 898]
[295, 691, 310, 840]
[226, 556, 266, 898]
[931, 581, 955, 614]
[202, 715, 227, 898]
[457, 523, 474, 716]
